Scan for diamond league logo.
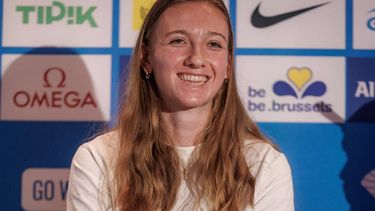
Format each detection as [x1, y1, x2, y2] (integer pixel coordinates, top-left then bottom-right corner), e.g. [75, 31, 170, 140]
[353, 0, 375, 49]
[367, 8, 375, 31]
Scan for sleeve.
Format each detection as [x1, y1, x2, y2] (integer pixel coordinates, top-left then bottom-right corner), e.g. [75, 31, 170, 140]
[253, 153, 295, 211]
[66, 144, 104, 211]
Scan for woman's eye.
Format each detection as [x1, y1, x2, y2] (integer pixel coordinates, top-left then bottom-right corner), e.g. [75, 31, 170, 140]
[208, 41, 222, 49]
[170, 39, 186, 45]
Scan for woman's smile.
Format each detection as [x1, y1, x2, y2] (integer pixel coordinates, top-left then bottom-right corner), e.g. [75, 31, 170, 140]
[177, 73, 209, 87]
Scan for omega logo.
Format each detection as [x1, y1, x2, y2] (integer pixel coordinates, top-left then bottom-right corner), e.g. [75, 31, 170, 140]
[43, 67, 66, 88]
[13, 67, 97, 108]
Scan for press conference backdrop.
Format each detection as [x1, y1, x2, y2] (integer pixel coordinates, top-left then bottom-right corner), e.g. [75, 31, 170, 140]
[0, 0, 374, 210]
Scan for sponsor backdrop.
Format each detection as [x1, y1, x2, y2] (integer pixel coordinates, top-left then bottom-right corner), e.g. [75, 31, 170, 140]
[0, 0, 374, 210]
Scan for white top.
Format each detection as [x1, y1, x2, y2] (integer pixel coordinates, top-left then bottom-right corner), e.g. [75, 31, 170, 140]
[66, 131, 294, 211]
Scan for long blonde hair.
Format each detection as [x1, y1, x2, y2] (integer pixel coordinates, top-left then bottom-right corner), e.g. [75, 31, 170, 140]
[114, 0, 272, 210]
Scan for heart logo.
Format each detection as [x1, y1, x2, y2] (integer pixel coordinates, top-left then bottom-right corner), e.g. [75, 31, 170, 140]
[287, 67, 312, 90]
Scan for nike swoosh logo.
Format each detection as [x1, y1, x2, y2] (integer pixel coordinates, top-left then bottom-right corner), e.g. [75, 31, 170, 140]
[251, 2, 330, 28]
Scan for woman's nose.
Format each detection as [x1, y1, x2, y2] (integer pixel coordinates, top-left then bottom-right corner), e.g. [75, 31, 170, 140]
[183, 45, 206, 68]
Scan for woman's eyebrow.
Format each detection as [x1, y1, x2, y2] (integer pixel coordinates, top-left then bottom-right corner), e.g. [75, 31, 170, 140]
[165, 30, 190, 38]
[164, 30, 227, 41]
[207, 31, 227, 42]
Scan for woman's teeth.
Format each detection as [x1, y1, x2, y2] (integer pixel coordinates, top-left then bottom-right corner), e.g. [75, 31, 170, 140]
[178, 74, 208, 86]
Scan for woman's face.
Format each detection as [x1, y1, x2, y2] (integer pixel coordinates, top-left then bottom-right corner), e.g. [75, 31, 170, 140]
[144, 2, 229, 112]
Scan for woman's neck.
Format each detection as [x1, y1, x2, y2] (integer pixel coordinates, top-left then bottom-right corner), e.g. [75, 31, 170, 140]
[161, 106, 210, 147]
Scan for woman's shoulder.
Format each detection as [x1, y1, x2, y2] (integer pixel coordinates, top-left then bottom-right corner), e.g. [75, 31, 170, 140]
[243, 139, 291, 177]
[243, 139, 294, 210]
[244, 139, 282, 163]
[73, 130, 120, 169]
[67, 131, 119, 210]
[81, 130, 120, 152]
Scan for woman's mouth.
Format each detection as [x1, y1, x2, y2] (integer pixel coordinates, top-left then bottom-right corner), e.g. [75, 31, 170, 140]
[178, 73, 208, 86]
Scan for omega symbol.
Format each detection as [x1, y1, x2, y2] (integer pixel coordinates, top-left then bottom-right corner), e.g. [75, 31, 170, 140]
[43, 67, 66, 88]
[12, 67, 97, 109]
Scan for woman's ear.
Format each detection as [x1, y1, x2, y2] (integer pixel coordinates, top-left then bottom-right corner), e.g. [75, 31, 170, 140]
[141, 44, 152, 74]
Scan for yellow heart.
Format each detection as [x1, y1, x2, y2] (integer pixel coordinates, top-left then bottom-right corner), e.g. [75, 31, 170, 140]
[287, 67, 312, 90]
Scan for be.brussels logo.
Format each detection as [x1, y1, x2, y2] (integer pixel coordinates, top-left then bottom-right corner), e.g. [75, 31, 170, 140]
[236, 56, 345, 123]
[1, 54, 111, 121]
[347, 58, 375, 122]
[119, 0, 156, 47]
[236, 0, 345, 49]
[353, 0, 375, 49]
[273, 67, 327, 99]
[3, 0, 112, 47]
[250, 67, 331, 114]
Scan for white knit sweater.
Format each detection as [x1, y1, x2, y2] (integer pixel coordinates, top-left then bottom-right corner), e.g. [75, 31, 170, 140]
[66, 131, 294, 211]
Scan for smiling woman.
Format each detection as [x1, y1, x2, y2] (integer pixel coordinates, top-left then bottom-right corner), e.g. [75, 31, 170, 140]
[66, 0, 294, 211]
[143, 2, 229, 113]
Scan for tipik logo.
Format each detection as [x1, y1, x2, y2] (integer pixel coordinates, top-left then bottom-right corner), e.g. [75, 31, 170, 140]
[251, 1, 330, 28]
[16, 1, 98, 27]
[367, 9, 375, 31]
[273, 67, 327, 98]
[12, 67, 97, 108]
